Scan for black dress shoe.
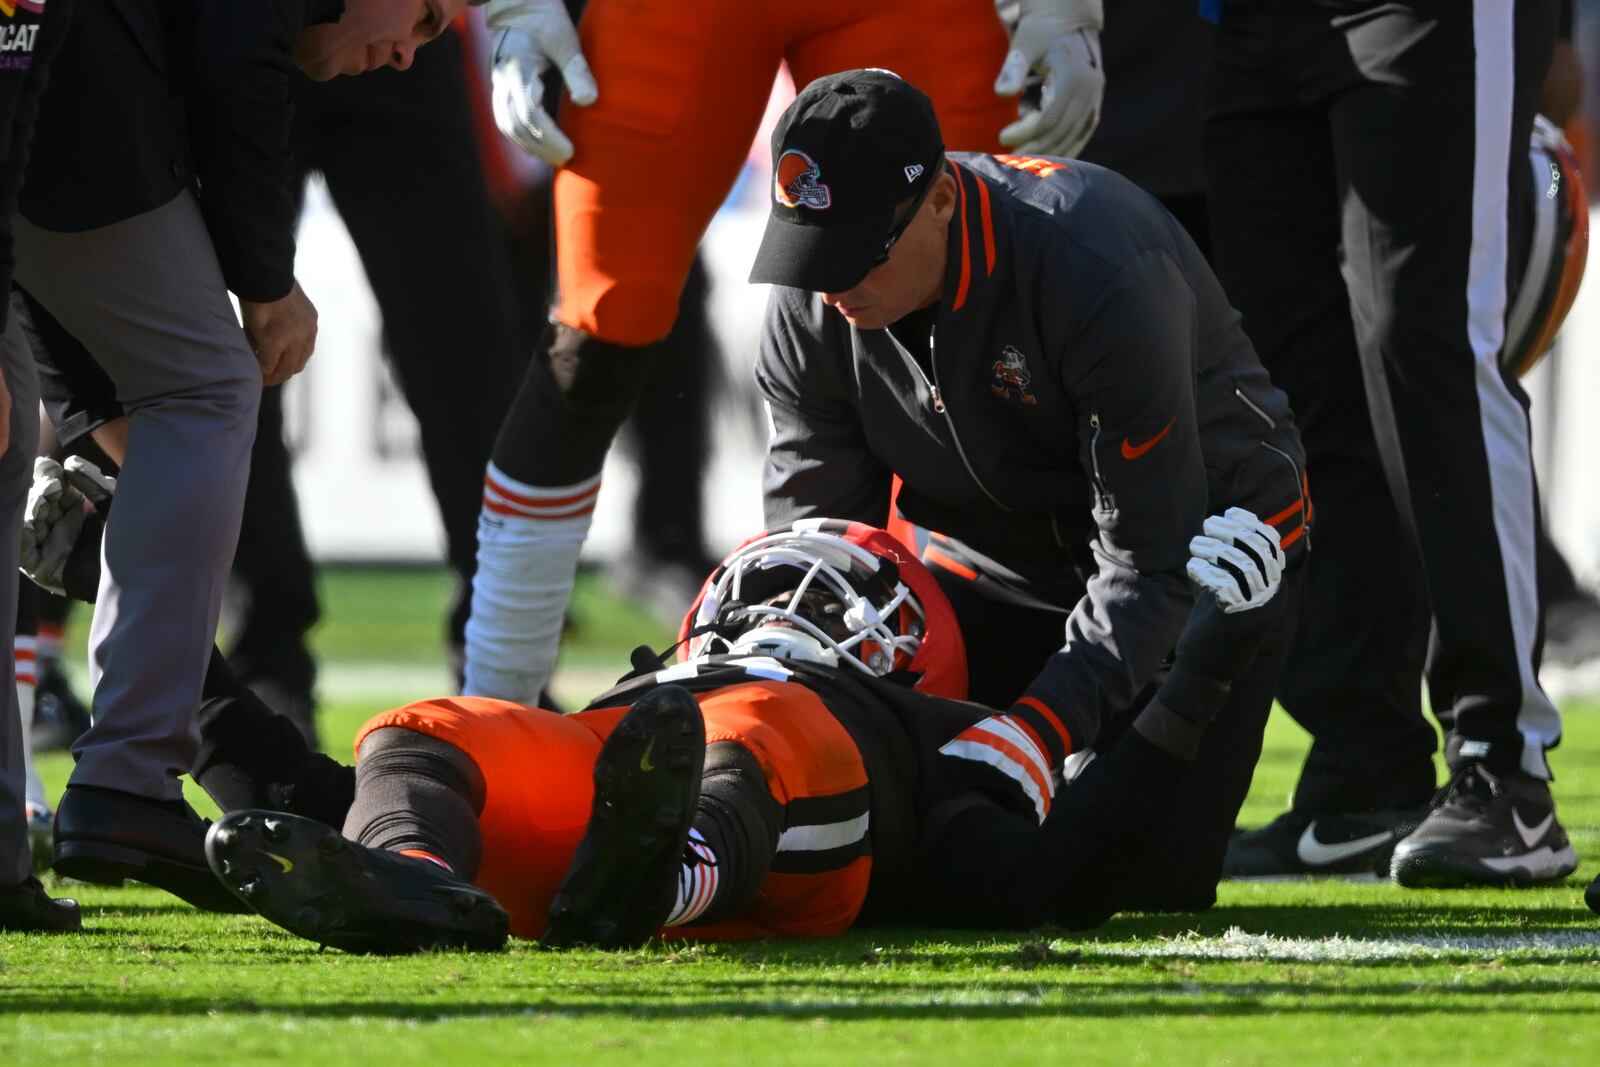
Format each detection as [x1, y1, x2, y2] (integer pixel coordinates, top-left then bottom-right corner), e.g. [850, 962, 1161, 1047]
[53, 785, 248, 913]
[0, 875, 82, 932]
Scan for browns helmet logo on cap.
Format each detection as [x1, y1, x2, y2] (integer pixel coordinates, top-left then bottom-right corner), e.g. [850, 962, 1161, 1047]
[774, 149, 832, 210]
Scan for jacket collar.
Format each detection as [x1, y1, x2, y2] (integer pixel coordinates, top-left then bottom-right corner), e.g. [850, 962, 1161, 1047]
[939, 157, 999, 317]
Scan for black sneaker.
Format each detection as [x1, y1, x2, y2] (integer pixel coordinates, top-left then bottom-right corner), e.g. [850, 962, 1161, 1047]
[0, 875, 81, 933]
[1391, 763, 1578, 888]
[30, 661, 90, 753]
[1225, 804, 1428, 879]
[542, 684, 706, 950]
[205, 809, 508, 954]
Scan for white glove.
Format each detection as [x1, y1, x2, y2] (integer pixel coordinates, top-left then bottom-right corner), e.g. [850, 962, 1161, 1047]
[1186, 507, 1284, 614]
[993, 0, 1105, 158]
[486, 0, 598, 166]
[18, 456, 115, 598]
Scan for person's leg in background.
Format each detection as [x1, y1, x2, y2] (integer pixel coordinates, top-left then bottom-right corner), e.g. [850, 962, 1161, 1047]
[0, 0, 82, 932]
[1203, 3, 1439, 878]
[310, 32, 526, 681]
[614, 256, 723, 617]
[0, 314, 77, 929]
[1324, 0, 1572, 885]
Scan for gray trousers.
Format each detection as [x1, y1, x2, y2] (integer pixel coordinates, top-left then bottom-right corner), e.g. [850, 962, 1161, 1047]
[0, 315, 40, 884]
[14, 190, 262, 801]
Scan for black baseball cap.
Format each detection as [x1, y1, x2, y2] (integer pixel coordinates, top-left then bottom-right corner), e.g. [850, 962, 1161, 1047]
[749, 69, 946, 293]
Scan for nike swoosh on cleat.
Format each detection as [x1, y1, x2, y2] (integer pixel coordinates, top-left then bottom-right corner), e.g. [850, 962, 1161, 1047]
[1295, 824, 1394, 867]
[1512, 809, 1554, 850]
[265, 852, 295, 874]
[639, 737, 657, 772]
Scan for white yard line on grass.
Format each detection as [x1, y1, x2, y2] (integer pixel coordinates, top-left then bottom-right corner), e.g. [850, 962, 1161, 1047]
[1082, 926, 1600, 962]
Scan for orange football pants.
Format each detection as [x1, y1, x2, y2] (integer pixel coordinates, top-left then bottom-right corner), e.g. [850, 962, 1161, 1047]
[554, 0, 1013, 344]
[355, 681, 871, 941]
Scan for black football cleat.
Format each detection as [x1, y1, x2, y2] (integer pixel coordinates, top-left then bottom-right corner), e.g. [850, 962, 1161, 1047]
[1587, 872, 1600, 916]
[1391, 763, 1577, 888]
[205, 810, 508, 954]
[542, 684, 706, 950]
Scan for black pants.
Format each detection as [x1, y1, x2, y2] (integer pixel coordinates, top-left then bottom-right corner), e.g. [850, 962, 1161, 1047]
[1205, 0, 1560, 790]
[228, 30, 524, 683]
[934, 563, 1305, 907]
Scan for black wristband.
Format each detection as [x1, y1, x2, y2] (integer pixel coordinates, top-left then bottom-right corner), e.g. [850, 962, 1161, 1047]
[1154, 667, 1232, 726]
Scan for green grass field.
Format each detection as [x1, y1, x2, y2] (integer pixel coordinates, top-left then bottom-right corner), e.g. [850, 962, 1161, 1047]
[4, 567, 1598, 1065]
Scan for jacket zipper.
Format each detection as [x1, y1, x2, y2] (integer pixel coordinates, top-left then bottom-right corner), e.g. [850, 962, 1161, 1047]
[890, 327, 1011, 512]
[1235, 385, 1276, 430]
[1088, 410, 1113, 510]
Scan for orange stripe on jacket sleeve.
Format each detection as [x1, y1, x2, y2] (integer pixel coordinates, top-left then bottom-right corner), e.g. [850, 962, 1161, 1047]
[1264, 496, 1304, 528]
[975, 173, 995, 277]
[1280, 522, 1307, 549]
[951, 162, 972, 311]
[1013, 695, 1074, 756]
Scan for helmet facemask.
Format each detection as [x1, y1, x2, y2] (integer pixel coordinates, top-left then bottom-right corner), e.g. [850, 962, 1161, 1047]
[688, 531, 926, 678]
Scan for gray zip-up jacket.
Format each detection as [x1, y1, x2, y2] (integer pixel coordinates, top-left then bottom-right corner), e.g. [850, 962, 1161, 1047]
[757, 153, 1307, 749]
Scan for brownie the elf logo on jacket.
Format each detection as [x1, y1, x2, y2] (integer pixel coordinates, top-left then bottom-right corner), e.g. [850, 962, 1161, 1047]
[990, 345, 1037, 405]
[0, 0, 45, 71]
[775, 149, 832, 210]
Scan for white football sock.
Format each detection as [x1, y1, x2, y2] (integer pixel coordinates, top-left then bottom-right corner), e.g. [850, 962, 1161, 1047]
[462, 462, 600, 704]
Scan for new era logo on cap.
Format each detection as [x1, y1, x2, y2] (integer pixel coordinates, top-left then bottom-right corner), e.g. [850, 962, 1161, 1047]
[904, 164, 924, 183]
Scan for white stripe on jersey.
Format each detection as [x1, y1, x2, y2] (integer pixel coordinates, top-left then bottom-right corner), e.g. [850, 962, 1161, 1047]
[777, 812, 870, 853]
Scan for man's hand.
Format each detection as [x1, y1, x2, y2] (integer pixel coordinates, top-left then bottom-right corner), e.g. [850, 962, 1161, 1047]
[487, 0, 598, 166]
[994, 0, 1105, 158]
[19, 456, 115, 602]
[240, 280, 317, 387]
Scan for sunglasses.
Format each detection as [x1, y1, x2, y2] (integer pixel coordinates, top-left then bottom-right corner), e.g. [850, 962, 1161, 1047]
[871, 166, 938, 268]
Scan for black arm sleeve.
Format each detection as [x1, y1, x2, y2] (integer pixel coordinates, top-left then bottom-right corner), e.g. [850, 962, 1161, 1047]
[1018, 249, 1207, 748]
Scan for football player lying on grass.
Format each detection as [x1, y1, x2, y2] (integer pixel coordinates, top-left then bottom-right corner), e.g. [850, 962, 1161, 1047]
[23, 461, 1284, 953]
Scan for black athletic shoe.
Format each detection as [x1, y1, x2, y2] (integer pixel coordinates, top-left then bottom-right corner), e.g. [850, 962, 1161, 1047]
[53, 785, 248, 913]
[205, 809, 508, 954]
[542, 684, 706, 950]
[1224, 804, 1428, 879]
[0, 875, 81, 933]
[1586, 871, 1600, 916]
[30, 661, 90, 753]
[1391, 763, 1578, 888]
